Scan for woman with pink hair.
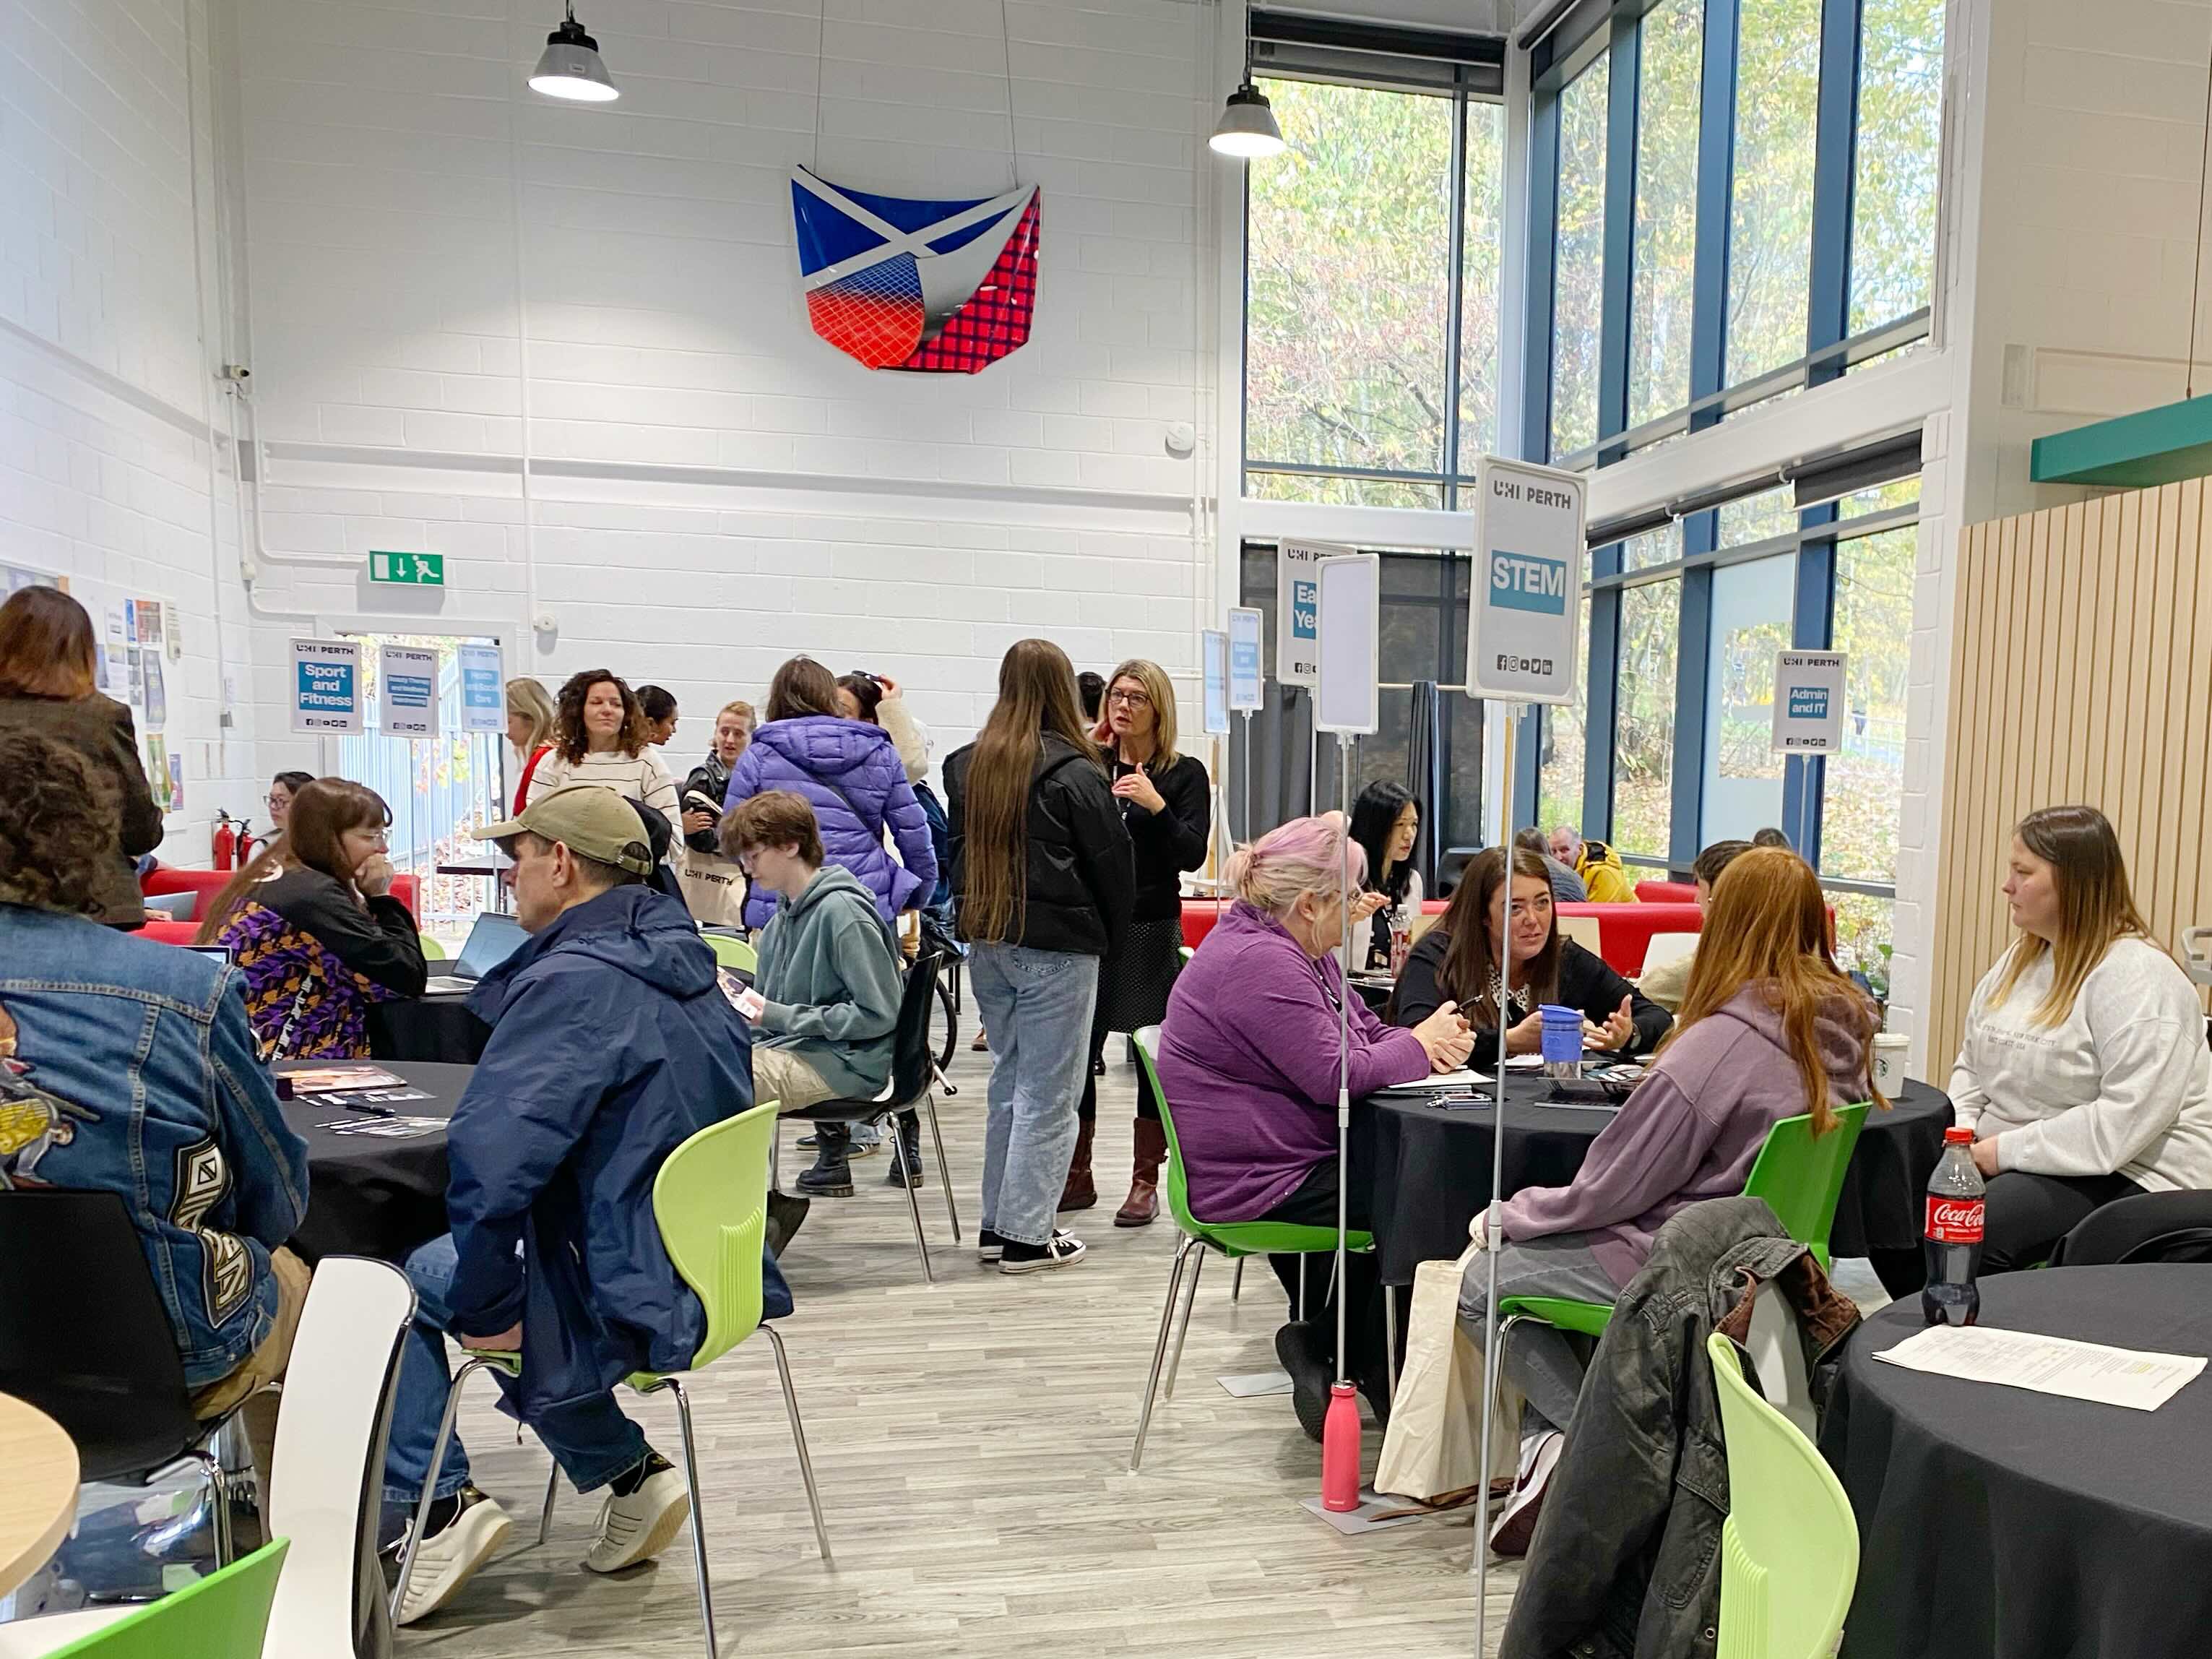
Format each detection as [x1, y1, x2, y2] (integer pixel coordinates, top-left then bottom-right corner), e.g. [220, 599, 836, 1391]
[1156, 814, 1474, 1436]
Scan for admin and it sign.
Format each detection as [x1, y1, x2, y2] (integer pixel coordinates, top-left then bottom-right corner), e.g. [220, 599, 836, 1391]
[1466, 457, 1584, 705]
[1771, 650, 1847, 754]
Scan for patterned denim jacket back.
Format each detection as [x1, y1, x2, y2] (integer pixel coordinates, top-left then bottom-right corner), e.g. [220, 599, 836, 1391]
[0, 904, 309, 1388]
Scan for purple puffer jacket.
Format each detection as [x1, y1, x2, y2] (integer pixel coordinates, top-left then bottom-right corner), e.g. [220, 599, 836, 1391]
[724, 715, 938, 929]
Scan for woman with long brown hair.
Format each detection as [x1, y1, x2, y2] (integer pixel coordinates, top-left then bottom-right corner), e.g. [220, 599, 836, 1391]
[0, 586, 163, 924]
[1950, 805, 2212, 1272]
[943, 639, 1133, 1273]
[1458, 846, 1880, 1556]
[1392, 845, 1667, 1056]
[526, 669, 681, 846]
[199, 779, 428, 1059]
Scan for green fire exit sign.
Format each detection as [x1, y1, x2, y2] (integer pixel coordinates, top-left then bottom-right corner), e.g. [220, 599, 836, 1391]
[369, 551, 444, 586]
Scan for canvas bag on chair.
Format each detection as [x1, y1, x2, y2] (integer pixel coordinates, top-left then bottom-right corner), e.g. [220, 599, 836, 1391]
[677, 848, 749, 928]
[1373, 1238, 1524, 1504]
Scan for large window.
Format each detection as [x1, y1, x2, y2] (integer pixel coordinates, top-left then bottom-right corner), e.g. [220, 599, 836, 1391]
[1726, 0, 1821, 386]
[1851, 0, 1946, 334]
[1550, 56, 1610, 459]
[1613, 578, 1679, 858]
[1244, 64, 1508, 506]
[1628, 0, 1701, 430]
[1537, 593, 1591, 833]
[1701, 555, 1793, 841]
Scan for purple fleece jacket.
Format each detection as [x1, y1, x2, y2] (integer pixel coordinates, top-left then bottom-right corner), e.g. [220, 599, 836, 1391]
[1500, 985, 1875, 1288]
[1156, 902, 1431, 1221]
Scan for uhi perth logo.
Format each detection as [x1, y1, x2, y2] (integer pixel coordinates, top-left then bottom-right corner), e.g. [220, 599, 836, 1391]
[1489, 551, 1569, 616]
[1789, 686, 1832, 720]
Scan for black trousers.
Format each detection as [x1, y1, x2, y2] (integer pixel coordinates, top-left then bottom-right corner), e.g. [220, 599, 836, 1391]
[1075, 1012, 1162, 1124]
[1980, 1168, 2146, 1273]
[1261, 1158, 1387, 1397]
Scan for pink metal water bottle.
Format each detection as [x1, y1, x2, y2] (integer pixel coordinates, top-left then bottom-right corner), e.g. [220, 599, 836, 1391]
[1320, 1382, 1362, 1511]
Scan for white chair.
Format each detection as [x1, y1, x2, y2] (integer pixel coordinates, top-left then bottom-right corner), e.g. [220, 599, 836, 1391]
[0, 1258, 416, 1659]
[1557, 914, 1604, 956]
[1640, 931, 1698, 974]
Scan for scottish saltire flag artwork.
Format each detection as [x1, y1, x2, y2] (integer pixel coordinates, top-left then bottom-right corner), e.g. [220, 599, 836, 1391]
[790, 168, 1040, 374]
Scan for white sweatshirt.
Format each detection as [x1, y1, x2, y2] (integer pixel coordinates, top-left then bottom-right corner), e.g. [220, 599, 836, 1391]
[1948, 936, 2212, 1192]
[525, 747, 682, 849]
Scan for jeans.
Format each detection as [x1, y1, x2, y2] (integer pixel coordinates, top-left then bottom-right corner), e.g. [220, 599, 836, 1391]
[967, 942, 1099, 1247]
[1458, 1232, 1620, 1442]
[381, 1234, 647, 1507]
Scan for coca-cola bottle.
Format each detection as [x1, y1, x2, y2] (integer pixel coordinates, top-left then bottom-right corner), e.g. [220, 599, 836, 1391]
[1922, 1126, 1985, 1326]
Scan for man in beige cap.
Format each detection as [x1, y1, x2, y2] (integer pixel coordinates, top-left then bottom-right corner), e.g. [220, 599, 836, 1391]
[381, 783, 786, 1626]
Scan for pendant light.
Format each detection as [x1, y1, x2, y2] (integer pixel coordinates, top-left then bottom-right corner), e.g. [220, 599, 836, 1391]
[1209, 79, 1285, 160]
[530, 3, 619, 102]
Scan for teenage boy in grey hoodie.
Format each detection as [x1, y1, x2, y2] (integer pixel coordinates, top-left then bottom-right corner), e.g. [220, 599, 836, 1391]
[723, 791, 904, 1229]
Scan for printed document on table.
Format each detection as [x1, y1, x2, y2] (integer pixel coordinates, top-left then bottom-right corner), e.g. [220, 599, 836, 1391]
[1397, 1068, 1492, 1089]
[1873, 1323, 2205, 1410]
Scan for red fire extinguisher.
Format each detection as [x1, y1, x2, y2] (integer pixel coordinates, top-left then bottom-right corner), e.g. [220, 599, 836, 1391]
[212, 811, 236, 871]
[236, 820, 259, 866]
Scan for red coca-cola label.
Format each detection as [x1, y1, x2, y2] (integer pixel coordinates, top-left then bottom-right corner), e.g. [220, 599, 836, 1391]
[1925, 1196, 1984, 1244]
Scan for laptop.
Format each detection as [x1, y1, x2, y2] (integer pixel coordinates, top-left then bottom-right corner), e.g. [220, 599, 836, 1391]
[425, 911, 528, 995]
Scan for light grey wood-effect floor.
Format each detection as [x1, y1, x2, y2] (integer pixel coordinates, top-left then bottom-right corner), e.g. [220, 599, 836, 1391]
[410, 1042, 1521, 1658]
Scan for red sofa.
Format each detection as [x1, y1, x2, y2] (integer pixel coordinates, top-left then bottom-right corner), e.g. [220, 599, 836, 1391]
[139, 862, 420, 924]
[1635, 879, 1698, 905]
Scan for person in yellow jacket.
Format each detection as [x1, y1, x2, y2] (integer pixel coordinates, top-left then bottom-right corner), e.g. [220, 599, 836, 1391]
[1549, 826, 1641, 903]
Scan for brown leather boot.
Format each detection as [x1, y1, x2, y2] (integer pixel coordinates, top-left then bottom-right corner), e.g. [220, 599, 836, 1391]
[1058, 1116, 1098, 1211]
[1115, 1117, 1167, 1227]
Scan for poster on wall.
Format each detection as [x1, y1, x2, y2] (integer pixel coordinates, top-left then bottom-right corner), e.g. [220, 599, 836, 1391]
[790, 167, 1041, 374]
[103, 607, 128, 696]
[142, 653, 166, 732]
[1465, 456, 1585, 707]
[379, 645, 439, 738]
[1275, 540, 1343, 689]
[137, 600, 164, 653]
[290, 639, 362, 734]
[167, 754, 185, 814]
[144, 735, 171, 812]
[1770, 650, 1848, 753]
[458, 644, 505, 733]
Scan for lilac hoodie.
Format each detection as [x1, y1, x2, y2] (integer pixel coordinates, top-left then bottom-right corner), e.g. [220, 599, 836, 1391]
[1157, 902, 1431, 1221]
[1500, 985, 1876, 1288]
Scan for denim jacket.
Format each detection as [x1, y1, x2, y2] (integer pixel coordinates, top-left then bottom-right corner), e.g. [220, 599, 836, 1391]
[0, 905, 310, 1389]
[1500, 1196, 1861, 1659]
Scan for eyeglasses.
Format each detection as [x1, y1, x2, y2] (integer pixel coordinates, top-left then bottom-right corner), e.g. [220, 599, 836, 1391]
[1107, 687, 1152, 708]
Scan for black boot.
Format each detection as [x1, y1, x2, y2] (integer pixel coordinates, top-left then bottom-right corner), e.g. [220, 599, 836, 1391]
[796, 1123, 854, 1197]
[882, 1111, 923, 1188]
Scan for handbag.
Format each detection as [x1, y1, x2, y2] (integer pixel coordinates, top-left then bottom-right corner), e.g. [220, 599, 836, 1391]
[676, 848, 748, 928]
[1373, 1237, 1524, 1504]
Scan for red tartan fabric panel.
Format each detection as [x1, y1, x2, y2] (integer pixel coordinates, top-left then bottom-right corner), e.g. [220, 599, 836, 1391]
[899, 197, 1040, 374]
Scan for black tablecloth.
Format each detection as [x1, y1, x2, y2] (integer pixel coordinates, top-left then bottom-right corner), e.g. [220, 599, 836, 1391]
[1824, 1266, 2212, 1659]
[1355, 1076, 1951, 1285]
[282, 1060, 465, 1264]
[368, 992, 490, 1064]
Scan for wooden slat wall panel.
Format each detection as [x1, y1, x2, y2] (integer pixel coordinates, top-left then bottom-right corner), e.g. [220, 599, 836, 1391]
[1930, 483, 2212, 1074]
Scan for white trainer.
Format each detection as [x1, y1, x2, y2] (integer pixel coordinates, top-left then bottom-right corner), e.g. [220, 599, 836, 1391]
[395, 1490, 512, 1626]
[583, 1466, 691, 1574]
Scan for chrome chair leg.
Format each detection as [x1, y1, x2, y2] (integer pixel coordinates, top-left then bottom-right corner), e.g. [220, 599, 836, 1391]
[200, 1452, 235, 1568]
[1162, 1243, 1207, 1402]
[1468, 1314, 1524, 1577]
[1295, 1258, 1306, 1322]
[391, 1353, 503, 1623]
[921, 1090, 962, 1241]
[1231, 1258, 1244, 1303]
[537, 1460, 560, 1547]
[761, 1324, 832, 1563]
[889, 1114, 934, 1283]
[1130, 1233, 1196, 1471]
[635, 1376, 718, 1659]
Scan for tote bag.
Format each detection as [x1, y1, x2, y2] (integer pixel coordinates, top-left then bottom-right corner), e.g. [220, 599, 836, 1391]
[1373, 1238, 1524, 1505]
[677, 848, 749, 928]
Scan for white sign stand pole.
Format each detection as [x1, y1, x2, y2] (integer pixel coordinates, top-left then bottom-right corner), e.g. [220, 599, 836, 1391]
[1238, 707, 1255, 845]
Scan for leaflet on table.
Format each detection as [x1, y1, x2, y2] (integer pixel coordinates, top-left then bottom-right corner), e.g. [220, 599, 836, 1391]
[283, 1064, 409, 1093]
[1873, 1323, 2206, 1411]
[318, 1087, 432, 1108]
[1396, 1068, 1492, 1089]
[317, 1116, 446, 1139]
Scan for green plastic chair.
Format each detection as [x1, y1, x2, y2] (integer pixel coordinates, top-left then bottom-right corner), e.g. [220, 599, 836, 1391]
[1491, 1105, 1871, 1409]
[1128, 1026, 1379, 1471]
[419, 932, 446, 960]
[14, 1538, 289, 1658]
[392, 1105, 828, 1655]
[1706, 1332, 1859, 1659]
[704, 932, 756, 974]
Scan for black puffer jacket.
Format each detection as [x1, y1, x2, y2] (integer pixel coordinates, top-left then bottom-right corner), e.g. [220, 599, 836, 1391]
[943, 733, 1133, 958]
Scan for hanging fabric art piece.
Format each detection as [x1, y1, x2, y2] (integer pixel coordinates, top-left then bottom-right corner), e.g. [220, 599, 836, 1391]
[790, 167, 1040, 374]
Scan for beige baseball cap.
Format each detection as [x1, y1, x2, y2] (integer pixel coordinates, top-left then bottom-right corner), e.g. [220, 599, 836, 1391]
[478, 784, 656, 876]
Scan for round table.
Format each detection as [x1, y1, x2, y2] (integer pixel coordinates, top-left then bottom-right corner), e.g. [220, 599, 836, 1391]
[280, 1059, 465, 1264]
[0, 1393, 78, 1600]
[368, 992, 490, 1065]
[1824, 1266, 2212, 1659]
[1354, 1076, 1952, 1286]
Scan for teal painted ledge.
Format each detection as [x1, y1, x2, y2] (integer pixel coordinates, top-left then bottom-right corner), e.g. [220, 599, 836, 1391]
[2031, 393, 2212, 488]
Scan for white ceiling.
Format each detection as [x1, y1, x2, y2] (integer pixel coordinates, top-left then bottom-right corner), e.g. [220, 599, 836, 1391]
[1260, 0, 1538, 35]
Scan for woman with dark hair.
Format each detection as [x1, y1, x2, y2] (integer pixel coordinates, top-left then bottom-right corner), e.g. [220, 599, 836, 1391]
[200, 779, 428, 1059]
[266, 770, 315, 834]
[1950, 805, 2212, 1271]
[0, 586, 163, 925]
[944, 639, 1133, 1272]
[1346, 780, 1422, 975]
[723, 656, 936, 936]
[1392, 846, 1668, 1056]
[526, 670, 681, 847]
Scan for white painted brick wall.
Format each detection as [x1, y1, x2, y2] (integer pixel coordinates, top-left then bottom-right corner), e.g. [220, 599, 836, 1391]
[233, 0, 1218, 756]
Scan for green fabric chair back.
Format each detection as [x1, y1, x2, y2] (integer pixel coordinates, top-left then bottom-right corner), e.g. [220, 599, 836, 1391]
[705, 934, 756, 974]
[1742, 1103, 1869, 1271]
[1131, 1027, 1372, 1259]
[1705, 1332, 1858, 1659]
[42, 1538, 290, 1658]
[645, 1102, 776, 1375]
[419, 932, 446, 960]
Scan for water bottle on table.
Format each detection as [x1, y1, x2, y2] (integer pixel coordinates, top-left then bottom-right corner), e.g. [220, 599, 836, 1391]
[1922, 1125, 1984, 1327]
[1538, 1003, 1584, 1080]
